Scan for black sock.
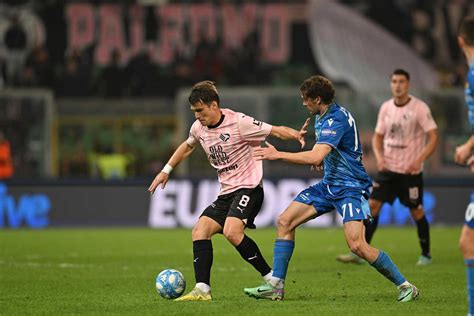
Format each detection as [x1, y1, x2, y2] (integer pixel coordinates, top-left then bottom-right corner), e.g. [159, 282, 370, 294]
[193, 239, 213, 286]
[365, 216, 379, 244]
[235, 235, 272, 276]
[415, 216, 430, 258]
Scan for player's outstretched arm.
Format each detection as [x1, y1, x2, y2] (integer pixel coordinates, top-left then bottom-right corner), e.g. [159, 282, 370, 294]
[253, 141, 331, 165]
[270, 118, 310, 148]
[148, 141, 195, 194]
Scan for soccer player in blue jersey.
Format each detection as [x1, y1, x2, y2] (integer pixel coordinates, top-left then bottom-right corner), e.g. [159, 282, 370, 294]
[456, 15, 474, 316]
[244, 75, 418, 302]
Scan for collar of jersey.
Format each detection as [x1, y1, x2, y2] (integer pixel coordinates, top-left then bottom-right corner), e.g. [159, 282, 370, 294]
[207, 113, 225, 129]
[319, 103, 334, 120]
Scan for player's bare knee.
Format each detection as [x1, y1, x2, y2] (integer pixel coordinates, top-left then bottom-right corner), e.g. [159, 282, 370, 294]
[410, 207, 424, 221]
[192, 225, 210, 240]
[347, 239, 363, 255]
[223, 226, 243, 245]
[369, 200, 382, 217]
[460, 235, 474, 258]
[276, 215, 293, 233]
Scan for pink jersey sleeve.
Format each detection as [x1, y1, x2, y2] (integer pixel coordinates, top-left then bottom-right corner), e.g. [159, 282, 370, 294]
[374, 102, 388, 135]
[416, 101, 438, 132]
[237, 114, 272, 142]
[185, 121, 200, 147]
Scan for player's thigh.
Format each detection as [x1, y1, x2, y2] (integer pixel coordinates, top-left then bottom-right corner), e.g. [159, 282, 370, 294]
[227, 185, 264, 229]
[343, 220, 365, 244]
[292, 183, 334, 222]
[460, 225, 474, 258]
[277, 200, 318, 230]
[192, 216, 224, 240]
[369, 198, 383, 217]
[198, 195, 232, 235]
[399, 173, 423, 209]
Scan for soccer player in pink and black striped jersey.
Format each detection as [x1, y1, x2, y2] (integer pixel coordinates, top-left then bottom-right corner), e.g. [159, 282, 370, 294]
[337, 69, 438, 266]
[148, 81, 309, 301]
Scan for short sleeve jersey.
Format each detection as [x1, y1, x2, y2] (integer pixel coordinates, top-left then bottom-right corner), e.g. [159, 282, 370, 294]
[186, 108, 272, 195]
[315, 103, 372, 192]
[374, 95, 437, 174]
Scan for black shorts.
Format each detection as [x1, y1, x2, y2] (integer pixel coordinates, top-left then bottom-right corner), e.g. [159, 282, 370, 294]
[371, 171, 423, 209]
[200, 185, 264, 229]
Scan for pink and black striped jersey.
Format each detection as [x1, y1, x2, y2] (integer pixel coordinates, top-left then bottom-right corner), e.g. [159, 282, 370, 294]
[186, 108, 272, 195]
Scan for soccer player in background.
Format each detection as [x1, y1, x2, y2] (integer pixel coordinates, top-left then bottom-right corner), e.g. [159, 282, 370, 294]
[244, 75, 418, 302]
[148, 81, 309, 301]
[456, 15, 474, 316]
[337, 69, 438, 266]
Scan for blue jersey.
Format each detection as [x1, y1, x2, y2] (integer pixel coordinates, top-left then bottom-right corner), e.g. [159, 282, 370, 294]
[466, 61, 474, 132]
[314, 103, 371, 192]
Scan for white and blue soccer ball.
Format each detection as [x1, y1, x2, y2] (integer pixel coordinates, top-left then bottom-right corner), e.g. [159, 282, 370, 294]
[155, 269, 186, 299]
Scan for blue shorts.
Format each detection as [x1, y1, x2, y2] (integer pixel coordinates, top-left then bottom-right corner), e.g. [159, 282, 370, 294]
[294, 182, 371, 223]
[465, 192, 474, 229]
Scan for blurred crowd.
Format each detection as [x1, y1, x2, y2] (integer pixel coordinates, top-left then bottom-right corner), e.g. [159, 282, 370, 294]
[1, 32, 277, 98]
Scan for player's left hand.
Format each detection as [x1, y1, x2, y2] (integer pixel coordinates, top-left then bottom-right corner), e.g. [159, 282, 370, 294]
[253, 141, 280, 161]
[297, 118, 311, 149]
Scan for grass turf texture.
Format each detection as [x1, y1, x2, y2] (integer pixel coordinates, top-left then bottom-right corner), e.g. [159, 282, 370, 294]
[0, 227, 465, 315]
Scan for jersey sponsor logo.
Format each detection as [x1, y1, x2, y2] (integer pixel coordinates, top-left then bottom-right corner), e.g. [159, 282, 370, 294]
[219, 133, 230, 142]
[388, 122, 404, 140]
[328, 118, 334, 126]
[209, 145, 230, 166]
[217, 164, 238, 174]
[321, 129, 336, 136]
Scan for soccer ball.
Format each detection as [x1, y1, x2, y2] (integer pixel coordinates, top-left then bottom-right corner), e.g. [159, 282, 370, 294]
[155, 269, 186, 299]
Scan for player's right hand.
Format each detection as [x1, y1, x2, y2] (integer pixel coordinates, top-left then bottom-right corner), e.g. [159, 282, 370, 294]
[148, 172, 169, 194]
[253, 141, 280, 161]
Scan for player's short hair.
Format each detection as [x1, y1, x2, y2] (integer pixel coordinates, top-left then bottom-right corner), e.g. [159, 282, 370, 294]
[459, 15, 474, 45]
[299, 75, 335, 104]
[392, 69, 410, 81]
[188, 80, 220, 106]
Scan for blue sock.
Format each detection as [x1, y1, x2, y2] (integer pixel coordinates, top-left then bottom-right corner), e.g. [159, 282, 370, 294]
[466, 259, 474, 315]
[370, 251, 406, 286]
[272, 239, 295, 280]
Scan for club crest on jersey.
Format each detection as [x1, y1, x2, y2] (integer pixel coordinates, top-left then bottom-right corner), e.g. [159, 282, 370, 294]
[219, 133, 230, 142]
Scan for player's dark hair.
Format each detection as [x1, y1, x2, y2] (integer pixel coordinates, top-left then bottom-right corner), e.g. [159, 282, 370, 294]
[299, 75, 335, 104]
[392, 69, 410, 81]
[188, 80, 220, 106]
[459, 16, 474, 45]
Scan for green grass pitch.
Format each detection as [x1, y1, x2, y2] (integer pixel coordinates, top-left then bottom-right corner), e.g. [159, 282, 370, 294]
[0, 227, 466, 315]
